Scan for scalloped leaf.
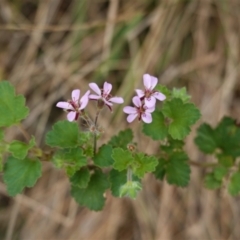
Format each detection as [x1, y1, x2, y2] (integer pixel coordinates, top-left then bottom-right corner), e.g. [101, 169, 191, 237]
[70, 168, 90, 188]
[112, 148, 134, 171]
[162, 99, 201, 140]
[93, 144, 113, 167]
[0, 81, 29, 127]
[228, 172, 240, 196]
[46, 120, 79, 148]
[108, 129, 133, 149]
[142, 111, 168, 140]
[165, 152, 190, 187]
[3, 156, 42, 196]
[71, 170, 109, 211]
[133, 153, 158, 178]
[52, 148, 87, 176]
[8, 136, 35, 159]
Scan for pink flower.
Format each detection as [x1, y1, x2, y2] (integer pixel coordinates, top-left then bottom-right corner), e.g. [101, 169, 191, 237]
[56, 89, 90, 121]
[89, 82, 124, 111]
[123, 96, 155, 123]
[136, 74, 166, 107]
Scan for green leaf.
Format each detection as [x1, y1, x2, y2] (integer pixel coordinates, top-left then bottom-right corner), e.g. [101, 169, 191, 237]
[120, 181, 142, 199]
[195, 124, 217, 154]
[108, 129, 133, 149]
[109, 169, 127, 197]
[46, 120, 79, 148]
[217, 154, 234, 168]
[52, 148, 87, 176]
[71, 170, 109, 211]
[155, 84, 171, 99]
[0, 129, 4, 141]
[133, 153, 158, 178]
[172, 87, 191, 103]
[112, 148, 134, 171]
[228, 172, 240, 196]
[0, 81, 29, 127]
[154, 158, 166, 180]
[213, 166, 228, 181]
[195, 117, 240, 157]
[109, 169, 140, 197]
[93, 144, 113, 167]
[204, 173, 222, 189]
[3, 156, 42, 196]
[0, 154, 3, 172]
[142, 111, 168, 140]
[165, 152, 190, 187]
[70, 168, 90, 188]
[162, 99, 201, 140]
[161, 137, 185, 154]
[8, 136, 35, 159]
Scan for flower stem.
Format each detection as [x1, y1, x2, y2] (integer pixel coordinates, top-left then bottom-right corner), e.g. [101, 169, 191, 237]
[127, 167, 132, 182]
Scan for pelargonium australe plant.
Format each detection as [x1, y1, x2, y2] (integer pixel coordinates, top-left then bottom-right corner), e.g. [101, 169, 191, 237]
[1, 74, 240, 211]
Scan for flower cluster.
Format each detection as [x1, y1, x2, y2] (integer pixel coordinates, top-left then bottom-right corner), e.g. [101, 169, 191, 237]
[123, 74, 166, 123]
[56, 82, 124, 121]
[56, 74, 166, 124]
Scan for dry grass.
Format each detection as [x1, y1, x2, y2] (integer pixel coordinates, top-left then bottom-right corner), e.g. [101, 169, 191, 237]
[1, 0, 240, 239]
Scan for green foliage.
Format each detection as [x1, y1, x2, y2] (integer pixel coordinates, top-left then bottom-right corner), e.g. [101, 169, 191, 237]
[93, 144, 113, 167]
[195, 117, 240, 157]
[8, 137, 35, 159]
[0, 155, 3, 172]
[132, 153, 158, 178]
[155, 84, 171, 99]
[0, 129, 4, 141]
[162, 99, 201, 140]
[228, 172, 240, 196]
[3, 156, 42, 196]
[70, 168, 90, 188]
[120, 181, 142, 199]
[154, 159, 166, 180]
[165, 152, 190, 187]
[172, 87, 191, 103]
[112, 148, 134, 171]
[0, 81, 29, 127]
[204, 173, 222, 189]
[46, 121, 80, 148]
[52, 148, 87, 176]
[154, 152, 190, 187]
[71, 170, 109, 211]
[109, 169, 127, 197]
[142, 111, 168, 140]
[108, 129, 133, 149]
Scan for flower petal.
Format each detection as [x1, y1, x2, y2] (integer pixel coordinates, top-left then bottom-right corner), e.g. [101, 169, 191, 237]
[109, 97, 124, 104]
[72, 89, 80, 102]
[135, 89, 145, 98]
[56, 102, 74, 110]
[79, 90, 90, 110]
[145, 106, 155, 113]
[144, 97, 156, 108]
[143, 74, 152, 90]
[123, 106, 137, 114]
[150, 76, 158, 90]
[89, 94, 101, 100]
[67, 111, 76, 122]
[127, 113, 138, 123]
[103, 82, 112, 95]
[142, 112, 152, 123]
[89, 83, 101, 95]
[103, 98, 113, 106]
[132, 96, 142, 107]
[153, 92, 166, 101]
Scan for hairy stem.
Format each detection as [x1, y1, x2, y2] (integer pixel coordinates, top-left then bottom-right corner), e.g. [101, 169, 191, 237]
[127, 167, 132, 182]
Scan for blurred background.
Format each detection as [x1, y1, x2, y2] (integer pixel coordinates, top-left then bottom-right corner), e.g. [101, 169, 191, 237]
[1, 0, 240, 239]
